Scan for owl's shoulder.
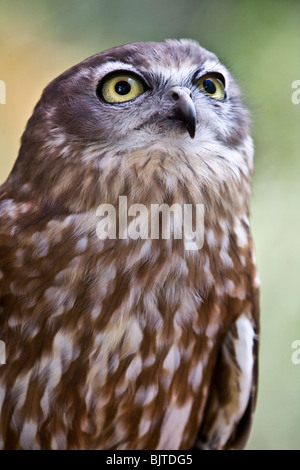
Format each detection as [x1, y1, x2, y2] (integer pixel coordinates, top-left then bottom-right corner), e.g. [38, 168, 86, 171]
[0, 191, 90, 290]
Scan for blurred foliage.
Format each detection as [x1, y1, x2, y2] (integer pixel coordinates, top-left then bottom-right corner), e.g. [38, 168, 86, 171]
[0, 0, 300, 450]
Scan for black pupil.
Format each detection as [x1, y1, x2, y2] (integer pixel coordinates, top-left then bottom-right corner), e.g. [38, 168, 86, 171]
[115, 81, 131, 95]
[203, 79, 216, 94]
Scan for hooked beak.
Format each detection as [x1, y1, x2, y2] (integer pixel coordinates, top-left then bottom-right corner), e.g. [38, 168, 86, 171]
[167, 86, 196, 139]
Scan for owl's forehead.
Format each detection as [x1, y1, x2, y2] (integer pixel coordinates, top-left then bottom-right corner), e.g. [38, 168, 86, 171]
[76, 39, 227, 86]
[90, 57, 225, 86]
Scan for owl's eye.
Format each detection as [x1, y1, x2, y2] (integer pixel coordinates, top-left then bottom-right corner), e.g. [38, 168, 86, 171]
[99, 73, 146, 103]
[197, 74, 226, 100]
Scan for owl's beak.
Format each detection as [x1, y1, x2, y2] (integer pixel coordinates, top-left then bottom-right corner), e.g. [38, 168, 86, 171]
[167, 86, 196, 139]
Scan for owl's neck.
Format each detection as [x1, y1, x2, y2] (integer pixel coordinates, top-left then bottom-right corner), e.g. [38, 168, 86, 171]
[8, 136, 253, 226]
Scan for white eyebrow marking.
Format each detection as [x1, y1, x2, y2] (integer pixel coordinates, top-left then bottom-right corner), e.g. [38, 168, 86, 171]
[90, 61, 143, 81]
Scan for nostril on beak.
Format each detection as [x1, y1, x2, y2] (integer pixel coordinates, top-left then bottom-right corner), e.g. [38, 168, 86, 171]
[167, 86, 196, 139]
[170, 89, 192, 102]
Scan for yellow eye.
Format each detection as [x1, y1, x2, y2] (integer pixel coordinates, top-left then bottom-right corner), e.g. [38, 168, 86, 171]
[197, 74, 226, 100]
[100, 73, 146, 103]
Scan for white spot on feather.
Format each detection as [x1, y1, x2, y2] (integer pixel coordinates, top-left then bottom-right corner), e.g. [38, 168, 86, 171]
[206, 229, 216, 247]
[189, 362, 203, 392]
[234, 315, 255, 414]
[206, 322, 219, 339]
[19, 421, 39, 449]
[51, 431, 67, 450]
[138, 417, 152, 438]
[220, 235, 233, 268]
[125, 355, 142, 382]
[203, 254, 215, 286]
[40, 390, 50, 417]
[157, 400, 193, 449]
[134, 384, 158, 406]
[44, 286, 75, 311]
[53, 330, 76, 372]
[76, 236, 88, 253]
[254, 272, 261, 288]
[234, 218, 248, 248]
[224, 279, 235, 295]
[163, 345, 181, 373]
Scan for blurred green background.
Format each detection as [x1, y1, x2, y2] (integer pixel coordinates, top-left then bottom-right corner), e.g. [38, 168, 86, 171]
[0, 0, 299, 450]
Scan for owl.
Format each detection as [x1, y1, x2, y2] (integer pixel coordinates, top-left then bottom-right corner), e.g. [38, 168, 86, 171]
[0, 39, 259, 450]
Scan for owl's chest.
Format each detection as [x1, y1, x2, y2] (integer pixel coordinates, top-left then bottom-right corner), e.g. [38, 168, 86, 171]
[84, 296, 215, 449]
[76, 239, 221, 449]
[4, 224, 232, 449]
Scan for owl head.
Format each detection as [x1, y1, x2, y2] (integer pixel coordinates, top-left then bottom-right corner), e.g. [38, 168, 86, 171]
[9, 39, 252, 210]
[20, 39, 250, 145]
